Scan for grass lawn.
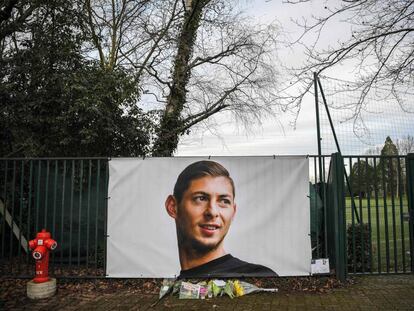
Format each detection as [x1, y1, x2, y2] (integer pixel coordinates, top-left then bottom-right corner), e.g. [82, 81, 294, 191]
[345, 196, 411, 273]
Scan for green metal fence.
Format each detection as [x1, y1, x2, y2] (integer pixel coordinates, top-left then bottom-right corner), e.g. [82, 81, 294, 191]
[312, 72, 413, 277]
[326, 153, 346, 280]
[309, 153, 413, 278]
[309, 155, 330, 260]
[1, 156, 412, 278]
[0, 158, 108, 277]
[343, 155, 413, 275]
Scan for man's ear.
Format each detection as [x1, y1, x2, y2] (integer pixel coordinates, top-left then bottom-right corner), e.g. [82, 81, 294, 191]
[232, 203, 237, 220]
[165, 195, 178, 219]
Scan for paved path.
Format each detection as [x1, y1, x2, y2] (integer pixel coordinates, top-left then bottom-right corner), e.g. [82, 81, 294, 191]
[79, 275, 414, 311]
[4, 275, 414, 310]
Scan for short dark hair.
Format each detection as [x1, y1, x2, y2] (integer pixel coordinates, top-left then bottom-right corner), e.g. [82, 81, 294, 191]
[173, 160, 235, 204]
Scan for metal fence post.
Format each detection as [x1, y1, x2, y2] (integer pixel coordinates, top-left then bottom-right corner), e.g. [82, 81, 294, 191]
[406, 153, 414, 273]
[327, 152, 347, 281]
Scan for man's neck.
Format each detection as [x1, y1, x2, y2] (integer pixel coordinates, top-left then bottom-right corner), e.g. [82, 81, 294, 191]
[179, 246, 226, 271]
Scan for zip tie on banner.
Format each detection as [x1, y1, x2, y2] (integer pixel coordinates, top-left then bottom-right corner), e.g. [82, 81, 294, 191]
[208, 155, 211, 159]
[273, 155, 276, 159]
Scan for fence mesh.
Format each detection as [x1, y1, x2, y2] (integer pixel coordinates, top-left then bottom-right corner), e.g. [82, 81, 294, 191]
[317, 76, 414, 155]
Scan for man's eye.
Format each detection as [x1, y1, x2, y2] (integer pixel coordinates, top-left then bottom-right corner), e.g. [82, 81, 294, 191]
[194, 196, 207, 202]
[220, 198, 231, 205]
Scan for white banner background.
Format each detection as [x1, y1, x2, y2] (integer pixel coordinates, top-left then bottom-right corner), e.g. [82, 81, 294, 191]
[107, 156, 311, 277]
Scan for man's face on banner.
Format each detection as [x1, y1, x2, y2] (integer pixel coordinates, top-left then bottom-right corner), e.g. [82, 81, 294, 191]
[175, 176, 236, 253]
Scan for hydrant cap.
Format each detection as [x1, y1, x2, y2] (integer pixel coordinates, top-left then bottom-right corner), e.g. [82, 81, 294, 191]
[33, 251, 42, 260]
[50, 241, 57, 250]
[37, 229, 51, 239]
[28, 239, 37, 250]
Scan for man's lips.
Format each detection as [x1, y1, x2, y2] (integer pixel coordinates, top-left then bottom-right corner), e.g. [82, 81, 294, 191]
[199, 224, 221, 236]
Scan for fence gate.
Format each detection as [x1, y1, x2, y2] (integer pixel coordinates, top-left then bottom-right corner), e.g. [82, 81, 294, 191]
[343, 154, 414, 275]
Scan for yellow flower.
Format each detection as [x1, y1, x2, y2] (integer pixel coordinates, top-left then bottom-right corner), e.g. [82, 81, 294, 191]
[233, 280, 244, 297]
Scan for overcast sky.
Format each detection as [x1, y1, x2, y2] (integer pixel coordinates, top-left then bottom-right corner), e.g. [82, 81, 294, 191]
[176, 0, 414, 157]
[175, 1, 332, 156]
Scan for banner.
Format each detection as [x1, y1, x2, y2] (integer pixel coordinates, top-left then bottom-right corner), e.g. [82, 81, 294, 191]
[107, 156, 311, 277]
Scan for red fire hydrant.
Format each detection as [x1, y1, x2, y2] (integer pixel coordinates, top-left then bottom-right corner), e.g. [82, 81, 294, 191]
[28, 229, 57, 283]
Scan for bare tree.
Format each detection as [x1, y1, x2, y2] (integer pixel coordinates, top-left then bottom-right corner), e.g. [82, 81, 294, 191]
[82, 0, 183, 74]
[83, 0, 282, 156]
[151, 0, 281, 155]
[282, 0, 414, 115]
[396, 135, 414, 155]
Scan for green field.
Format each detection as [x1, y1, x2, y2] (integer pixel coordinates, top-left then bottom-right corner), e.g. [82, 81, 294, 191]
[345, 196, 411, 273]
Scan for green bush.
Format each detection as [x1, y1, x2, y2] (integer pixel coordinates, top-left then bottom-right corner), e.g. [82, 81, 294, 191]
[347, 223, 371, 272]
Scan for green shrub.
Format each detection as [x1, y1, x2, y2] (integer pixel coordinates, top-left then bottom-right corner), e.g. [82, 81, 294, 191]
[347, 223, 371, 272]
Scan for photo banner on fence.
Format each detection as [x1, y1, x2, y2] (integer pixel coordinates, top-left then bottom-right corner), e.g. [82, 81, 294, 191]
[106, 156, 311, 278]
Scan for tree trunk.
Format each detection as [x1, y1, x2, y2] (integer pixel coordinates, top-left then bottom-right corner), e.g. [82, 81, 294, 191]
[152, 0, 208, 157]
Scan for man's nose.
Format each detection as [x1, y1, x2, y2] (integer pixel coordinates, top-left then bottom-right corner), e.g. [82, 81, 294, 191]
[204, 200, 219, 218]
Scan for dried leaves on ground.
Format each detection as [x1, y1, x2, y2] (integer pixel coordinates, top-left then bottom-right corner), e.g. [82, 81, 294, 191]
[0, 266, 353, 310]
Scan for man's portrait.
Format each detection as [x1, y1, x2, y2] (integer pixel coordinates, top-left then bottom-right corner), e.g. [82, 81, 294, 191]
[106, 157, 311, 278]
[165, 160, 277, 278]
